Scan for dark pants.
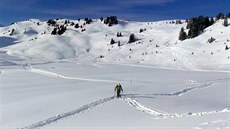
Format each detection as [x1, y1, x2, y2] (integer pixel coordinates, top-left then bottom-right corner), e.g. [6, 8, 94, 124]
[117, 91, 121, 98]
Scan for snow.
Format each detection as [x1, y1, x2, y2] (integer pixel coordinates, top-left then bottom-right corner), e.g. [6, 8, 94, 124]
[0, 18, 230, 129]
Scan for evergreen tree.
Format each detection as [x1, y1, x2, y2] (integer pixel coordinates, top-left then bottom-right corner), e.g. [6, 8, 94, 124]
[47, 19, 56, 26]
[64, 20, 70, 24]
[187, 22, 199, 38]
[118, 41, 121, 47]
[227, 13, 230, 18]
[110, 38, 115, 45]
[100, 17, 103, 21]
[128, 34, 138, 43]
[70, 22, 75, 26]
[51, 28, 57, 35]
[186, 16, 213, 38]
[75, 23, 79, 28]
[207, 37, 216, 43]
[139, 28, 146, 33]
[203, 16, 210, 28]
[186, 20, 193, 29]
[216, 12, 225, 20]
[104, 18, 108, 24]
[57, 25, 67, 35]
[117, 32, 122, 37]
[176, 20, 182, 24]
[9, 29, 15, 36]
[210, 17, 215, 25]
[104, 16, 118, 26]
[179, 27, 187, 41]
[223, 17, 228, 27]
[84, 18, 89, 22]
[81, 28, 86, 32]
[85, 18, 93, 24]
[225, 45, 229, 50]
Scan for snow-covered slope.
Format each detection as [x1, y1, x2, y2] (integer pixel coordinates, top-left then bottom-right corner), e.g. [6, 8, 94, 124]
[0, 18, 229, 71]
[1, 63, 229, 129]
[0, 18, 230, 129]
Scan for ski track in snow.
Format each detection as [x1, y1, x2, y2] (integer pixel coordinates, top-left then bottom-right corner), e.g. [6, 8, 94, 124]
[20, 80, 228, 129]
[123, 82, 230, 118]
[21, 96, 115, 129]
[23, 64, 121, 83]
[19, 64, 230, 129]
[124, 82, 214, 97]
[23, 63, 230, 85]
[124, 98, 169, 118]
[124, 97, 230, 119]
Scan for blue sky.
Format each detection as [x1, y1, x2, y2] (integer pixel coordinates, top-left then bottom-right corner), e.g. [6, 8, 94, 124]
[0, 0, 229, 25]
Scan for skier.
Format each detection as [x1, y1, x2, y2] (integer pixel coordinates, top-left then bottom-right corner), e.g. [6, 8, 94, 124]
[114, 83, 123, 98]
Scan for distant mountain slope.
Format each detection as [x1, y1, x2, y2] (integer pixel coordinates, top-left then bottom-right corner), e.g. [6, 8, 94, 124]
[0, 18, 229, 71]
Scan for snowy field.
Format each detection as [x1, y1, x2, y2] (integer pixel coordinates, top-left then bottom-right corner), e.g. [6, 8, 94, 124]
[0, 18, 230, 128]
[0, 62, 229, 129]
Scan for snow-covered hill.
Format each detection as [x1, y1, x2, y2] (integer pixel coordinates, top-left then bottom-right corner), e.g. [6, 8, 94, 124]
[0, 18, 229, 71]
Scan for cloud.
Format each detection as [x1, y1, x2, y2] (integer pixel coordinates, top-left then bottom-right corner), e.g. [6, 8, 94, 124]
[125, 0, 174, 4]
[116, 0, 175, 6]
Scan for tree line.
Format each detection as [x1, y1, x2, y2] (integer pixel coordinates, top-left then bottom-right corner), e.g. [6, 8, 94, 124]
[179, 12, 229, 41]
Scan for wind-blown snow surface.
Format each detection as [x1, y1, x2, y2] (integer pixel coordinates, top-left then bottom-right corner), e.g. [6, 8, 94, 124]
[0, 18, 230, 129]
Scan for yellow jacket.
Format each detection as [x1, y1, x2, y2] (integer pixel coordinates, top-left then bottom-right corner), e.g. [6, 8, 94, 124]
[114, 84, 123, 92]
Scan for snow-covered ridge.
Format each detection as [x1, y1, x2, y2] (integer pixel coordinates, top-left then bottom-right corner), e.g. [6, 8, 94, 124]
[0, 18, 229, 71]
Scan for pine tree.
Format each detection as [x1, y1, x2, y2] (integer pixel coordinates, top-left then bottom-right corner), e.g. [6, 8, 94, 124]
[100, 17, 103, 21]
[139, 28, 146, 33]
[176, 20, 182, 24]
[179, 27, 187, 41]
[117, 32, 122, 37]
[118, 41, 121, 46]
[70, 22, 75, 26]
[128, 34, 138, 43]
[186, 20, 193, 29]
[223, 17, 228, 27]
[186, 16, 211, 38]
[51, 28, 57, 35]
[9, 29, 15, 36]
[104, 16, 118, 26]
[75, 23, 79, 28]
[187, 22, 198, 38]
[227, 13, 230, 18]
[225, 45, 229, 50]
[47, 19, 56, 26]
[207, 37, 216, 43]
[110, 38, 115, 45]
[216, 12, 225, 20]
[85, 18, 93, 24]
[210, 17, 215, 25]
[57, 25, 67, 35]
